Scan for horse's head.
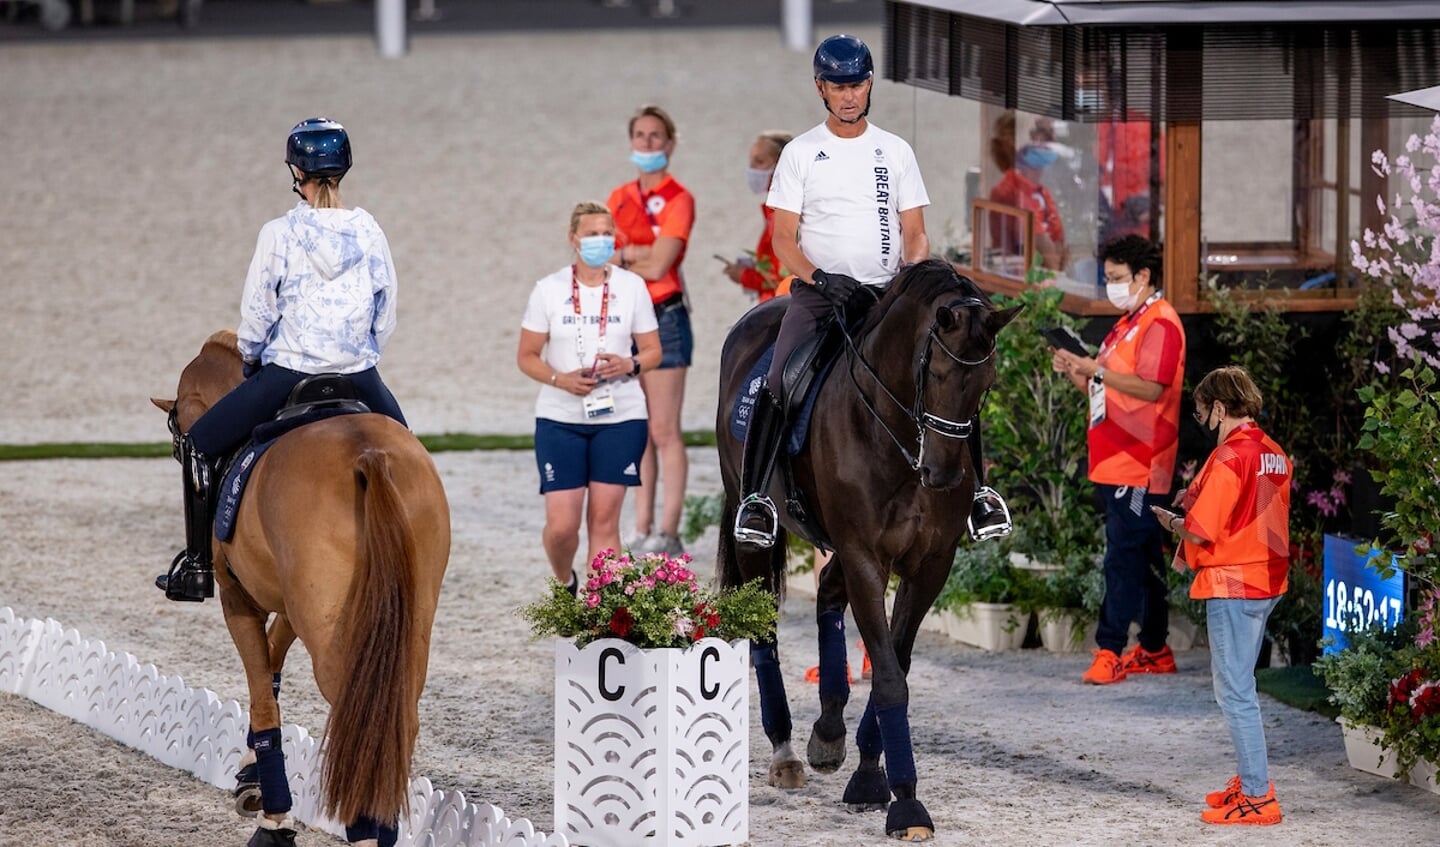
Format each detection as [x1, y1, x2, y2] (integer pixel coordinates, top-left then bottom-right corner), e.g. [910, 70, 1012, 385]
[149, 330, 245, 437]
[865, 260, 1021, 490]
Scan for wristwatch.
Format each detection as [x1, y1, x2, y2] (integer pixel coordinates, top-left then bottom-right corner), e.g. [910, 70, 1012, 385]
[1093, 366, 1106, 383]
[630, 357, 641, 376]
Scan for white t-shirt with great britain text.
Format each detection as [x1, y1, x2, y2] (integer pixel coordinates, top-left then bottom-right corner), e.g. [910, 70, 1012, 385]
[520, 265, 658, 425]
[767, 122, 930, 286]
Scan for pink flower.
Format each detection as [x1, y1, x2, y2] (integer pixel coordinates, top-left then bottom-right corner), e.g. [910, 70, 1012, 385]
[584, 592, 601, 609]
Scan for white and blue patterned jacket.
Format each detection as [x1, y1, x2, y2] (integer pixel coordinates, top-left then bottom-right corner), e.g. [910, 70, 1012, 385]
[236, 202, 397, 374]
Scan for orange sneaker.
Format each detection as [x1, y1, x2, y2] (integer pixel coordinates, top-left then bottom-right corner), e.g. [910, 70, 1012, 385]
[858, 640, 872, 680]
[804, 664, 853, 685]
[1082, 648, 1127, 685]
[1201, 787, 1282, 826]
[1206, 776, 1273, 809]
[1121, 644, 1178, 674]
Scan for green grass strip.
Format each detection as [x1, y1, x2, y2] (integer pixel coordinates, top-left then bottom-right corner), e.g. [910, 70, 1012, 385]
[1256, 664, 1339, 718]
[0, 429, 719, 461]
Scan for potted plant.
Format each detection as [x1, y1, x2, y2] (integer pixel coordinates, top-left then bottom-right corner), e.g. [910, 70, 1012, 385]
[933, 543, 1027, 651]
[1315, 617, 1440, 792]
[522, 550, 776, 847]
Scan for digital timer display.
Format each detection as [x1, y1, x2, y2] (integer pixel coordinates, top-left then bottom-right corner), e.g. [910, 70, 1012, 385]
[1322, 533, 1405, 654]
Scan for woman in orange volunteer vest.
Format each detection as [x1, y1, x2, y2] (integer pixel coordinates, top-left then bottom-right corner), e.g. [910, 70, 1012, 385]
[1152, 366, 1290, 827]
[607, 105, 695, 556]
[1051, 234, 1186, 685]
[719, 131, 793, 302]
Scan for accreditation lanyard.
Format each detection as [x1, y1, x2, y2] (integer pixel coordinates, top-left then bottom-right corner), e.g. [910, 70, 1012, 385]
[572, 266, 610, 370]
[1092, 290, 1163, 428]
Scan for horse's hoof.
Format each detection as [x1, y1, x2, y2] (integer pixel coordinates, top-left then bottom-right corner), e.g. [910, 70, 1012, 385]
[843, 763, 889, 810]
[768, 759, 806, 789]
[806, 728, 846, 773]
[886, 798, 934, 842]
[234, 785, 262, 818]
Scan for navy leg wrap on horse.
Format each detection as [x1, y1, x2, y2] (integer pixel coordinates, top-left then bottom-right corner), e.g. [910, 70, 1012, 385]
[856, 698, 882, 758]
[817, 610, 850, 702]
[251, 727, 293, 815]
[876, 703, 917, 788]
[345, 816, 398, 847]
[751, 640, 792, 743]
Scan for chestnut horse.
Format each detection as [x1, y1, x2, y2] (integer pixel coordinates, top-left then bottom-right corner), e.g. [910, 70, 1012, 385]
[153, 330, 450, 845]
[717, 260, 1019, 841]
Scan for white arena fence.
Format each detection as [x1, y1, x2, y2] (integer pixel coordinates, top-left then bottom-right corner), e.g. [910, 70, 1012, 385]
[0, 607, 568, 847]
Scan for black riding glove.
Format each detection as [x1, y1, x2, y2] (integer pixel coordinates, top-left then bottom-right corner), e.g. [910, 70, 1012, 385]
[810, 269, 861, 306]
[242, 360, 261, 378]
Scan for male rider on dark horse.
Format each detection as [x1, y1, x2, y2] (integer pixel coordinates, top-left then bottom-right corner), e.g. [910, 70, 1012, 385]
[157, 118, 408, 602]
[733, 34, 1011, 549]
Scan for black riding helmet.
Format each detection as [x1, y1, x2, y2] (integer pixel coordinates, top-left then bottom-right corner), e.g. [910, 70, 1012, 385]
[813, 34, 873, 85]
[285, 118, 351, 179]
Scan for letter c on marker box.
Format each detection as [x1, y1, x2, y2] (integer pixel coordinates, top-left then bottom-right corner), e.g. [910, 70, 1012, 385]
[598, 646, 625, 701]
[700, 645, 720, 700]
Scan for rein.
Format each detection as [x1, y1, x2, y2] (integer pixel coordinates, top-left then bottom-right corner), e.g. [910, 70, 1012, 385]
[838, 295, 994, 472]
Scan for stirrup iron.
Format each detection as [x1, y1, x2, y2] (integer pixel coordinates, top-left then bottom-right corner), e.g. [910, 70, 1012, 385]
[968, 486, 1013, 542]
[734, 493, 780, 549]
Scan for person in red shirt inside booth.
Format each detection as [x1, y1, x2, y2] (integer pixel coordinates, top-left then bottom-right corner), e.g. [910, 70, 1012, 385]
[1051, 234, 1186, 686]
[1152, 366, 1291, 827]
[987, 112, 1069, 272]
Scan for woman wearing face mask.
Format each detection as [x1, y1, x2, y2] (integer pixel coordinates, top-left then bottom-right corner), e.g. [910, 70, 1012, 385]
[1050, 233, 1188, 686]
[606, 104, 696, 556]
[517, 201, 662, 594]
[720, 131, 794, 302]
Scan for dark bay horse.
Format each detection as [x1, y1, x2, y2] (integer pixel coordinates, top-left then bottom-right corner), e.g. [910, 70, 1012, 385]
[153, 330, 450, 845]
[717, 260, 1019, 841]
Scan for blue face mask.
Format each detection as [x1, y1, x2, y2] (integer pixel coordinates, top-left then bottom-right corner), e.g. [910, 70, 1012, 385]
[577, 234, 615, 268]
[630, 149, 668, 174]
[1018, 144, 1059, 171]
[745, 167, 774, 196]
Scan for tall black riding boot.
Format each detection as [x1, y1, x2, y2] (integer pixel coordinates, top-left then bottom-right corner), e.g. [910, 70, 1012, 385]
[733, 387, 788, 550]
[156, 436, 221, 602]
[966, 426, 1012, 541]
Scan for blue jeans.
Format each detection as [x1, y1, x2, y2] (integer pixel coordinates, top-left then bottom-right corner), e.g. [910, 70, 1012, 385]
[1207, 596, 1281, 796]
[1095, 484, 1170, 654]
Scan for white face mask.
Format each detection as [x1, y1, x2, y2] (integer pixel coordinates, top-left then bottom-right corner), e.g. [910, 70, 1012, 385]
[1106, 281, 1138, 311]
[745, 167, 774, 196]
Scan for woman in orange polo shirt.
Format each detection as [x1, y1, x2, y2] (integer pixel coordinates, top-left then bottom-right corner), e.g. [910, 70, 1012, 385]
[607, 105, 695, 556]
[1154, 366, 1291, 827]
[720, 130, 792, 302]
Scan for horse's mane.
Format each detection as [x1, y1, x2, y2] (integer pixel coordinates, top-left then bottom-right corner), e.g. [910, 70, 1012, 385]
[201, 329, 241, 363]
[856, 259, 991, 344]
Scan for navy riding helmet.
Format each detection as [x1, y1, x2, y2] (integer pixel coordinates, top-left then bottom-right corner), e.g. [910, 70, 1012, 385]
[813, 34, 873, 84]
[285, 118, 351, 178]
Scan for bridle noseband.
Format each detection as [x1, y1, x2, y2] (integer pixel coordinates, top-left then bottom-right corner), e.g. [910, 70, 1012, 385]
[843, 295, 994, 472]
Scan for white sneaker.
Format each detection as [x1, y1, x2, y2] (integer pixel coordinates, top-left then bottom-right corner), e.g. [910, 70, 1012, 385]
[634, 532, 685, 556]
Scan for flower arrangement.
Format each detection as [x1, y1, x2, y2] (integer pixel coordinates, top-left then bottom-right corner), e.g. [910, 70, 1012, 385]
[1316, 601, 1440, 780]
[521, 549, 777, 650]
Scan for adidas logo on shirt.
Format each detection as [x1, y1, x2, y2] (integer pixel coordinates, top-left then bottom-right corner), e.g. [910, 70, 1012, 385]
[814, 151, 829, 162]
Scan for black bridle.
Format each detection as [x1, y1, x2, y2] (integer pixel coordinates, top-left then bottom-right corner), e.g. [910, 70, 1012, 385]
[840, 296, 994, 472]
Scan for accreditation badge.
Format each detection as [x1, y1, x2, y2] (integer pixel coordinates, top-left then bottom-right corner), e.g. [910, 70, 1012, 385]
[583, 384, 617, 419]
[1088, 376, 1106, 428]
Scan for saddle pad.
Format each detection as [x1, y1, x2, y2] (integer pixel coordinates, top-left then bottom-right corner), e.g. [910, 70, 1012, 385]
[214, 405, 366, 542]
[214, 440, 277, 543]
[728, 346, 835, 456]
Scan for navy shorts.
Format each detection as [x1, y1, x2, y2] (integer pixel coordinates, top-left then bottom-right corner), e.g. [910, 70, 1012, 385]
[534, 418, 648, 493]
[650, 299, 693, 370]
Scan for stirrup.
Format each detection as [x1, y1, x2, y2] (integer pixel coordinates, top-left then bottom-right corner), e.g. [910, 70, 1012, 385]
[968, 486, 1013, 541]
[157, 550, 215, 602]
[734, 493, 779, 549]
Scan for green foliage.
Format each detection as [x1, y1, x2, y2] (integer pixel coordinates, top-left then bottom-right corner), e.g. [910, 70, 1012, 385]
[936, 543, 1021, 610]
[984, 287, 1099, 563]
[1315, 618, 1440, 779]
[1358, 361, 1440, 585]
[520, 551, 776, 649]
[680, 493, 726, 544]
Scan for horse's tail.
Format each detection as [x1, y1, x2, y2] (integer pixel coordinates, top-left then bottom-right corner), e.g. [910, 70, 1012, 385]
[321, 448, 419, 826]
